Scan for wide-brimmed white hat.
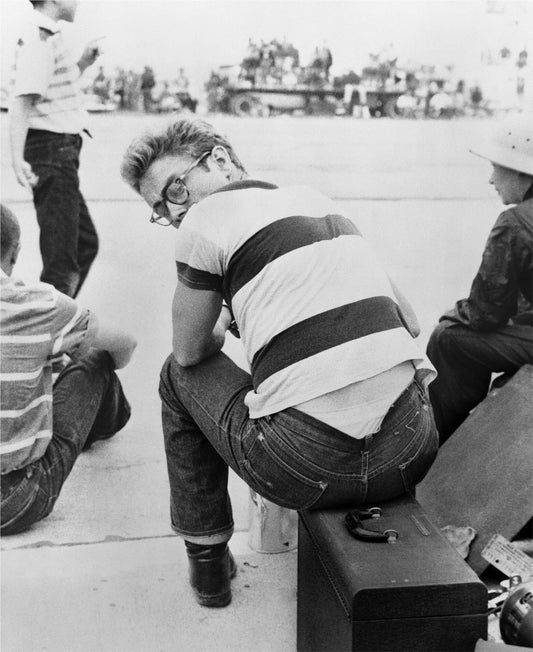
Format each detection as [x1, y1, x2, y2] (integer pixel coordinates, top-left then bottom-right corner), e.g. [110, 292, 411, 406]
[470, 114, 533, 176]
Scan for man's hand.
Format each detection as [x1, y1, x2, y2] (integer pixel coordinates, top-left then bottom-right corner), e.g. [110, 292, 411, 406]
[78, 38, 104, 73]
[13, 159, 38, 191]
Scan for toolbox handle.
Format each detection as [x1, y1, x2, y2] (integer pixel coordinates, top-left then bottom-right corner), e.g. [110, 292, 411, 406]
[345, 509, 399, 543]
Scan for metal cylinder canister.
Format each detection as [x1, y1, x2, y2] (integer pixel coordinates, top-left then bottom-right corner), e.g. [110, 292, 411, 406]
[500, 580, 533, 647]
[248, 490, 298, 553]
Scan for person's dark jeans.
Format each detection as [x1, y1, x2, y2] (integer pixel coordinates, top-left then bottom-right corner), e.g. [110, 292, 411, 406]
[24, 129, 99, 298]
[159, 352, 439, 545]
[0, 350, 131, 535]
[427, 320, 533, 444]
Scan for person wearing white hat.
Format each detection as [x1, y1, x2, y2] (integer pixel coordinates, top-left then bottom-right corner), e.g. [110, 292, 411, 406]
[427, 115, 533, 444]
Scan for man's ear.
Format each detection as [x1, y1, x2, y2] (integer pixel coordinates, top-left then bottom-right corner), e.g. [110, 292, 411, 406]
[210, 145, 231, 171]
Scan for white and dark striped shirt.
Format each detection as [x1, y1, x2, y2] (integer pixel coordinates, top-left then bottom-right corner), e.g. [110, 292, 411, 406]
[175, 181, 435, 421]
[10, 10, 87, 134]
[0, 272, 91, 473]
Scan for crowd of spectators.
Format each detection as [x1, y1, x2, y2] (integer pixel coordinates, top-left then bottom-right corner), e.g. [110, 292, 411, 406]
[238, 37, 333, 88]
[87, 66, 196, 113]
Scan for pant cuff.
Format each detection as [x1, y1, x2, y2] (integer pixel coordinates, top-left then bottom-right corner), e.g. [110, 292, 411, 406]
[171, 524, 234, 546]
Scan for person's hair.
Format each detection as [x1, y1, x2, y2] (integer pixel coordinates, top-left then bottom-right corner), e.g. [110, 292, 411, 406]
[29, 1, 46, 7]
[1, 204, 21, 260]
[120, 118, 247, 193]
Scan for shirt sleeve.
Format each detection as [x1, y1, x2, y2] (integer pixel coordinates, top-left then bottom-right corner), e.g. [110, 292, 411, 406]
[12, 29, 54, 98]
[174, 207, 224, 292]
[452, 210, 520, 330]
[49, 292, 93, 357]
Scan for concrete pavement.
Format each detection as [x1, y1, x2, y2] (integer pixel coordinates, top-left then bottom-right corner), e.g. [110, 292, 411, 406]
[1, 114, 508, 650]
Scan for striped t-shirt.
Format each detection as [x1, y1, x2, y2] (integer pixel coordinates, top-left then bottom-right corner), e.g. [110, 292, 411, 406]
[0, 272, 91, 474]
[175, 181, 434, 419]
[10, 11, 87, 134]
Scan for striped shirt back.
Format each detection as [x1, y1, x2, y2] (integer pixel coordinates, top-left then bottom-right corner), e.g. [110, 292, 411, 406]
[1, 274, 89, 473]
[175, 181, 434, 418]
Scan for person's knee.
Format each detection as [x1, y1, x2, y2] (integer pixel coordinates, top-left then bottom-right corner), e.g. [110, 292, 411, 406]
[88, 232, 99, 258]
[159, 353, 192, 410]
[60, 350, 114, 384]
[159, 353, 178, 398]
[427, 322, 464, 358]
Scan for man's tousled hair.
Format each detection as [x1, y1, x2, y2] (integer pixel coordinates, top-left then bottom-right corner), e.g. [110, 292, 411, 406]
[120, 118, 247, 193]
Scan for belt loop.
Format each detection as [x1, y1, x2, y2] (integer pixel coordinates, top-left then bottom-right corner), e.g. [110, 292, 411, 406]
[360, 450, 369, 475]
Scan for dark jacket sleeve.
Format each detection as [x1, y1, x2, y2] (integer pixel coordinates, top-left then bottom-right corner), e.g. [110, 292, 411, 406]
[445, 210, 521, 331]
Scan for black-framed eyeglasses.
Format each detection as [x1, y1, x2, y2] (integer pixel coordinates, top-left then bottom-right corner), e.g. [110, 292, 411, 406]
[149, 151, 211, 226]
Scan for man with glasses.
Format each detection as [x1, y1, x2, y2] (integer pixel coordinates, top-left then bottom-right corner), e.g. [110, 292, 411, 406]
[121, 118, 438, 608]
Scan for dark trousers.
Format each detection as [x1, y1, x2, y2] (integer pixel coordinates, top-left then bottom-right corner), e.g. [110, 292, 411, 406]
[0, 351, 130, 535]
[426, 320, 533, 443]
[24, 129, 99, 298]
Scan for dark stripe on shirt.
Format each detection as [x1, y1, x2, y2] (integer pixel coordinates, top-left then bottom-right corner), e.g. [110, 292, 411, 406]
[251, 296, 403, 387]
[223, 214, 361, 299]
[176, 261, 223, 291]
[211, 179, 279, 195]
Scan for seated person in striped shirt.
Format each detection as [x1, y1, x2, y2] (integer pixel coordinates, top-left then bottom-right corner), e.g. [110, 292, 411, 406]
[120, 118, 439, 608]
[0, 204, 137, 535]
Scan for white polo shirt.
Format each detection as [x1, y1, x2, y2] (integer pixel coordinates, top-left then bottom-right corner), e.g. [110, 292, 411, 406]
[11, 11, 88, 134]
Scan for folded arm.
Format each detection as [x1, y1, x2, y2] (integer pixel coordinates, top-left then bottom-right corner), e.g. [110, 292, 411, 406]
[172, 282, 231, 367]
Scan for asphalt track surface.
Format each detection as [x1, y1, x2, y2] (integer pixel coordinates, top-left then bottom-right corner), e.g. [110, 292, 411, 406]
[1, 112, 503, 651]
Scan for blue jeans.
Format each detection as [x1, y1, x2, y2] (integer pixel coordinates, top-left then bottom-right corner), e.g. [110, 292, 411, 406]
[24, 129, 99, 298]
[159, 352, 439, 545]
[0, 350, 131, 535]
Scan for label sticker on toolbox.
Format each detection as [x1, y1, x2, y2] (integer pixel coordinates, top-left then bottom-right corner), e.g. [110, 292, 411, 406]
[481, 534, 533, 579]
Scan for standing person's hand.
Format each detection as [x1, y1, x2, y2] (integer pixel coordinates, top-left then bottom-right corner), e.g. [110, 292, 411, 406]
[78, 37, 105, 73]
[13, 159, 38, 191]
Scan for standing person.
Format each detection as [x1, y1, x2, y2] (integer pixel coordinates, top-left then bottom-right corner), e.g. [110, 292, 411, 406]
[9, 0, 103, 298]
[120, 118, 438, 608]
[140, 66, 156, 113]
[427, 116, 533, 443]
[1, 204, 137, 535]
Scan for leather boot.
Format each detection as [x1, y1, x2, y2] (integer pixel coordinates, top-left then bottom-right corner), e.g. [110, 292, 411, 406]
[185, 542, 237, 607]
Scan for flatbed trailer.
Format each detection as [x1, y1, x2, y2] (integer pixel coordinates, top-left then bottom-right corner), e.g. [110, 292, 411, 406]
[219, 85, 343, 115]
[217, 84, 404, 117]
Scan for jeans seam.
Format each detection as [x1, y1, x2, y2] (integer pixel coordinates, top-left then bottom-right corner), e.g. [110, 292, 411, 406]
[260, 420, 367, 480]
[248, 430, 326, 490]
[367, 409, 423, 478]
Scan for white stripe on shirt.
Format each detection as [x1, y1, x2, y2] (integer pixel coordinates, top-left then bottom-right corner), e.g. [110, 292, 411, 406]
[0, 394, 53, 419]
[0, 299, 56, 312]
[52, 303, 83, 355]
[0, 368, 43, 382]
[0, 430, 52, 455]
[1, 333, 51, 343]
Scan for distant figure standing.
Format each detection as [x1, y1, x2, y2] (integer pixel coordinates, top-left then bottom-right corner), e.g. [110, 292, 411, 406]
[319, 42, 333, 80]
[140, 66, 156, 113]
[93, 66, 109, 101]
[469, 84, 484, 116]
[176, 67, 189, 92]
[9, 0, 103, 298]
